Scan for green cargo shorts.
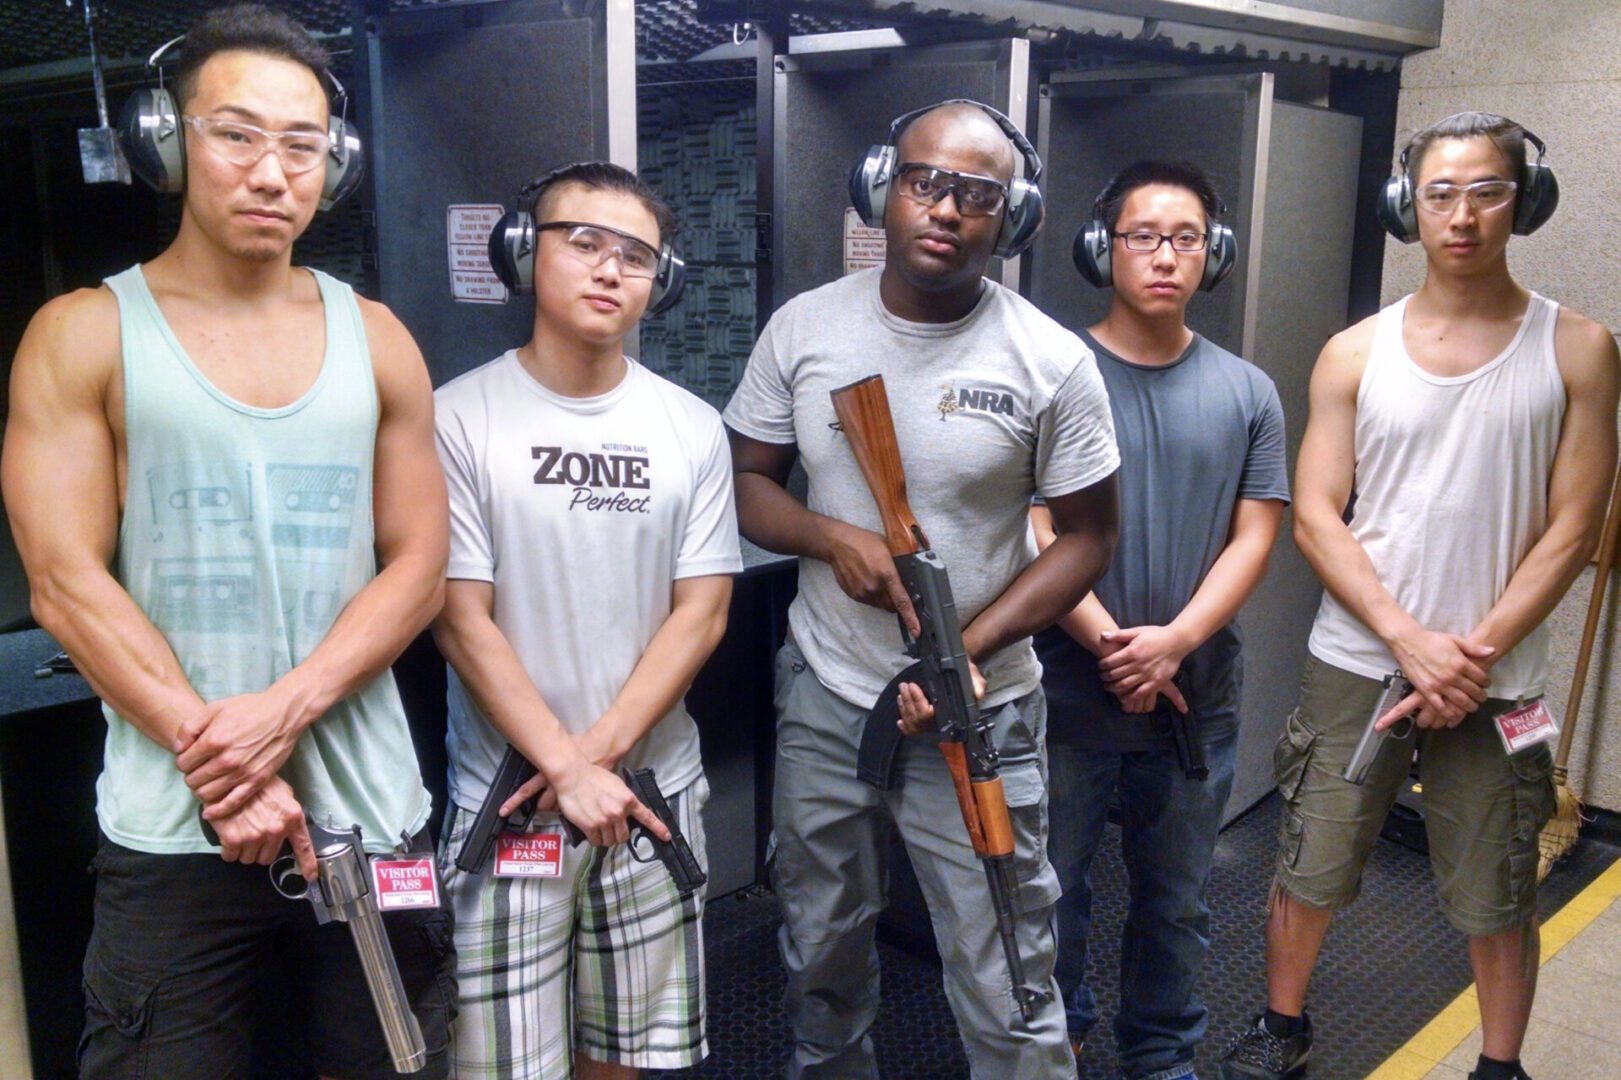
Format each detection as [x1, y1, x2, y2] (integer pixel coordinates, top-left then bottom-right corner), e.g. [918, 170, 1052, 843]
[1272, 655, 1556, 937]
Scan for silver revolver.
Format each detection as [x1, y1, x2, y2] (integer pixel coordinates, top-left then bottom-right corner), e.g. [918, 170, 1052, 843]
[204, 812, 428, 1073]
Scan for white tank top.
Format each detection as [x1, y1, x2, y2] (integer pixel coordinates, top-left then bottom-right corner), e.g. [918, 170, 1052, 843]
[1307, 292, 1565, 699]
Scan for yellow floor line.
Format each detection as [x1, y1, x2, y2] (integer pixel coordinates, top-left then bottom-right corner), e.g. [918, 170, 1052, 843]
[1365, 856, 1621, 1079]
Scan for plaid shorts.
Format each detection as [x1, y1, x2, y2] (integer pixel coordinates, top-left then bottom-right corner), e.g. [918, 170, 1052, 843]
[437, 773, 709, 1078]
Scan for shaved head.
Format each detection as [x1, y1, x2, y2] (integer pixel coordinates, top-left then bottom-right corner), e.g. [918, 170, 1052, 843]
[895, 103, 1016, 186]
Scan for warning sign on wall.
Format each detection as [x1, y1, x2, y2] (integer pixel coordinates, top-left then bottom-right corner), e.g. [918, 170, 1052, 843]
[446, 205, 509, 304]
[843, 208, 885, 276]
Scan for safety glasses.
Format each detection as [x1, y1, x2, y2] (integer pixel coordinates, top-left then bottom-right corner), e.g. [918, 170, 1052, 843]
[184, 115, 332, 175]
[536, 221, 661, 278]
[892, 164, 1008, 217]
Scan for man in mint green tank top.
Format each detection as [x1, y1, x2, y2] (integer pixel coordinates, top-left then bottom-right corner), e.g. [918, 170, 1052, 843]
[3, 6, 454, 1077]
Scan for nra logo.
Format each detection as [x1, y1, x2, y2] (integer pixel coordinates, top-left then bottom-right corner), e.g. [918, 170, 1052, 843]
[936, 384, 1015, 420]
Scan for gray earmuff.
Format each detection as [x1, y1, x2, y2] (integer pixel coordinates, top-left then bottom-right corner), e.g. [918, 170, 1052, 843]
[1073, 184, 1237, 293]
[1378, 121, 1559, 244]
[115, 37, 364, 213]
[847, 98, 1046, 260]
[486, 165, 686, 317]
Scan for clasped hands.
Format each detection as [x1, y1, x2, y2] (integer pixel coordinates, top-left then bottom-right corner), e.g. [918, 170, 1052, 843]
[1374, 627, 1496, 732]
[173, 684, 317, 877]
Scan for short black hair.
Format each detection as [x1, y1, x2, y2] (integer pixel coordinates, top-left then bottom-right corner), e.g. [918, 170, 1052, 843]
[1403, 111, 1528, 181]
[530, 161, 677, 248]
[175, 4, 332, 113]
[1094, 160, 1225, 233]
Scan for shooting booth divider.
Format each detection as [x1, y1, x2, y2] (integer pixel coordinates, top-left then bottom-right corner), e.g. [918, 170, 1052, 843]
[365, 0, 637, 387]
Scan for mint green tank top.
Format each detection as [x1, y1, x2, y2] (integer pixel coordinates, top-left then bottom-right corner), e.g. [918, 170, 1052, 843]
[100, 265, 431, 854]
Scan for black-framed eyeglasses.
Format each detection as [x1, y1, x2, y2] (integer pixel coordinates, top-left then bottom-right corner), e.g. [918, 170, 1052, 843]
[1415, 180, 1518, 215]
[1114, 230, 1209, 253]
[535, 221, 661, 278]
[893, 164, 1008, 217]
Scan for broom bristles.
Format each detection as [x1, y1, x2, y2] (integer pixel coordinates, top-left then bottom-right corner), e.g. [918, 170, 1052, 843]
[1537, 782, 1584, 882]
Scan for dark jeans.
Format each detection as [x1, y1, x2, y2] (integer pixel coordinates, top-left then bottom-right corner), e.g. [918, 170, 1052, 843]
[1048, 725, 1237, 1080]
[80, 833, 457, 1080]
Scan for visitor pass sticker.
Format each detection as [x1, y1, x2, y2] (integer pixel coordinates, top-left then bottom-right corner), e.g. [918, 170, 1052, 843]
[370, 855, 441, 910]
[494, 831, 564, 878]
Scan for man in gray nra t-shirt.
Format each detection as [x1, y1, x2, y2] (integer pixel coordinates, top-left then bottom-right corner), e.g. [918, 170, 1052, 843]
[725, 102, 1119, 1078]
[1031, 162, 1288, 1078]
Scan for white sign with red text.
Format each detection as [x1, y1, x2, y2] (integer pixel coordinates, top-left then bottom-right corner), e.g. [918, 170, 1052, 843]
[843, 207, 886, 275]
[447, 204, 509, 304]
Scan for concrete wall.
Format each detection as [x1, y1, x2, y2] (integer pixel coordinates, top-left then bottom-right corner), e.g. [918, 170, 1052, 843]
[1382, 0, 1621, 811]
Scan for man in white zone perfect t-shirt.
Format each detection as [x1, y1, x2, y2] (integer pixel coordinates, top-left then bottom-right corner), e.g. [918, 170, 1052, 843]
[432, 162, 741, 1080]
[725, 101, 1121, 1078]
[1220, 113, 1619, 1080]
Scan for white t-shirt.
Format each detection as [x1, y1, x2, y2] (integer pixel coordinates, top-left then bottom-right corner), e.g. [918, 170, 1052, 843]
[723, 268, 1119, 710]
[435, 352, 742, 810]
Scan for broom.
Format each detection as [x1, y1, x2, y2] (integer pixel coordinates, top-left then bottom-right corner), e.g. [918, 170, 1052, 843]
[1539, 462, 1621, 881]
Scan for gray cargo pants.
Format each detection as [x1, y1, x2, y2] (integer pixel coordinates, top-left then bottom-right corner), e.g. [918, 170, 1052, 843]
[770, 639, 1075, 1079]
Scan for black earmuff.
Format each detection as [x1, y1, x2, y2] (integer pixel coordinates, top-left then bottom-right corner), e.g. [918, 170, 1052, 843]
[486, 164, 686, 317]
[1378, 119, 1559, 244]
[115, 36, 364, 213]
[1072, 181, 1237, 293]
[847, 98, 1046, 260]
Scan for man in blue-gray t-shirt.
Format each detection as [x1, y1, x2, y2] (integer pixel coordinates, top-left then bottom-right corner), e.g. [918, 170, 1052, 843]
[1031, 161, 1290, 1079]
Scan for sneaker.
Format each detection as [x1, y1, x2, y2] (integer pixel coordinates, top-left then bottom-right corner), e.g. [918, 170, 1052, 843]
[1218, 1012, 1312, 1079]
[1466, 1070, 1531, 1080]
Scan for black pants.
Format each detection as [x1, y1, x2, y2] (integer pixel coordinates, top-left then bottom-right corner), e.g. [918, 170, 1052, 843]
[80, 833, 457, 1080]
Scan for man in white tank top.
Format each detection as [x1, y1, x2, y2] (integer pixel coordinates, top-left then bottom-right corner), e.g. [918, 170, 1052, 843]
[3, 6, 455, 1076]
[1221, 115, 1619, 1080]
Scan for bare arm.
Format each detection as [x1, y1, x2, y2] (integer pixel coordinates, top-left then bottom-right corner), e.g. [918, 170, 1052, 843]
[432, 580, 665, 845]
[959, 475, 1119, 664]
[1470, 315, 1620, 660]
[730, 428, 919, 632]
[2, 288, 315, 874]
[1293, 321, 1492, 725]
[1099, 497, 1285, 710]
[1029, 502, 1119, 654]
[177, 300, 450, 816]
[578, 574, 733, 768]
[3, 289, 207, 745]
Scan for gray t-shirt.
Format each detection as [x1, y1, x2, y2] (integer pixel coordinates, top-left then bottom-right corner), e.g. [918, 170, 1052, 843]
[724, 267, 1119, 710]
[1038, 331, 1289, 749]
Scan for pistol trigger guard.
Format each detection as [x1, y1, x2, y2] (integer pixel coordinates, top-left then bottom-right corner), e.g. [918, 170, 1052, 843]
[271, 855, 310, 901]
[627, 828, 657, 864]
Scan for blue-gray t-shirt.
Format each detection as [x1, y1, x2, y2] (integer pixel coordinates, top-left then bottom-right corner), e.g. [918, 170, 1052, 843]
[1038, 330, 1290, 749]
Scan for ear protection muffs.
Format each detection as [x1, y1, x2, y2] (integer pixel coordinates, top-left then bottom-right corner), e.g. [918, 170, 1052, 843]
[486, 163, 686, 317]
[1378, 119, 1559, 244]
[116, 35, 364, 213]
[1072, 182, 1237, 292]
[847, 98, 1046, 260]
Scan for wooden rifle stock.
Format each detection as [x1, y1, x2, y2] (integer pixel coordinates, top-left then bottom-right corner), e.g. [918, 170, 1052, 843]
[830, 375, 925, 557]
[832, 375, 1006, 849]
[830, 373, 1042, 1023]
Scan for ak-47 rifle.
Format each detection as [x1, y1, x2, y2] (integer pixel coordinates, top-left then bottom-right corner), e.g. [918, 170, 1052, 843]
[830, 373, 1046, 1024]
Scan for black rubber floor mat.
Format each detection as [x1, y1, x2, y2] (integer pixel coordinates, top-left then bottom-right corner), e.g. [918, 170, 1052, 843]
[651, 793, 1619, 1079]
